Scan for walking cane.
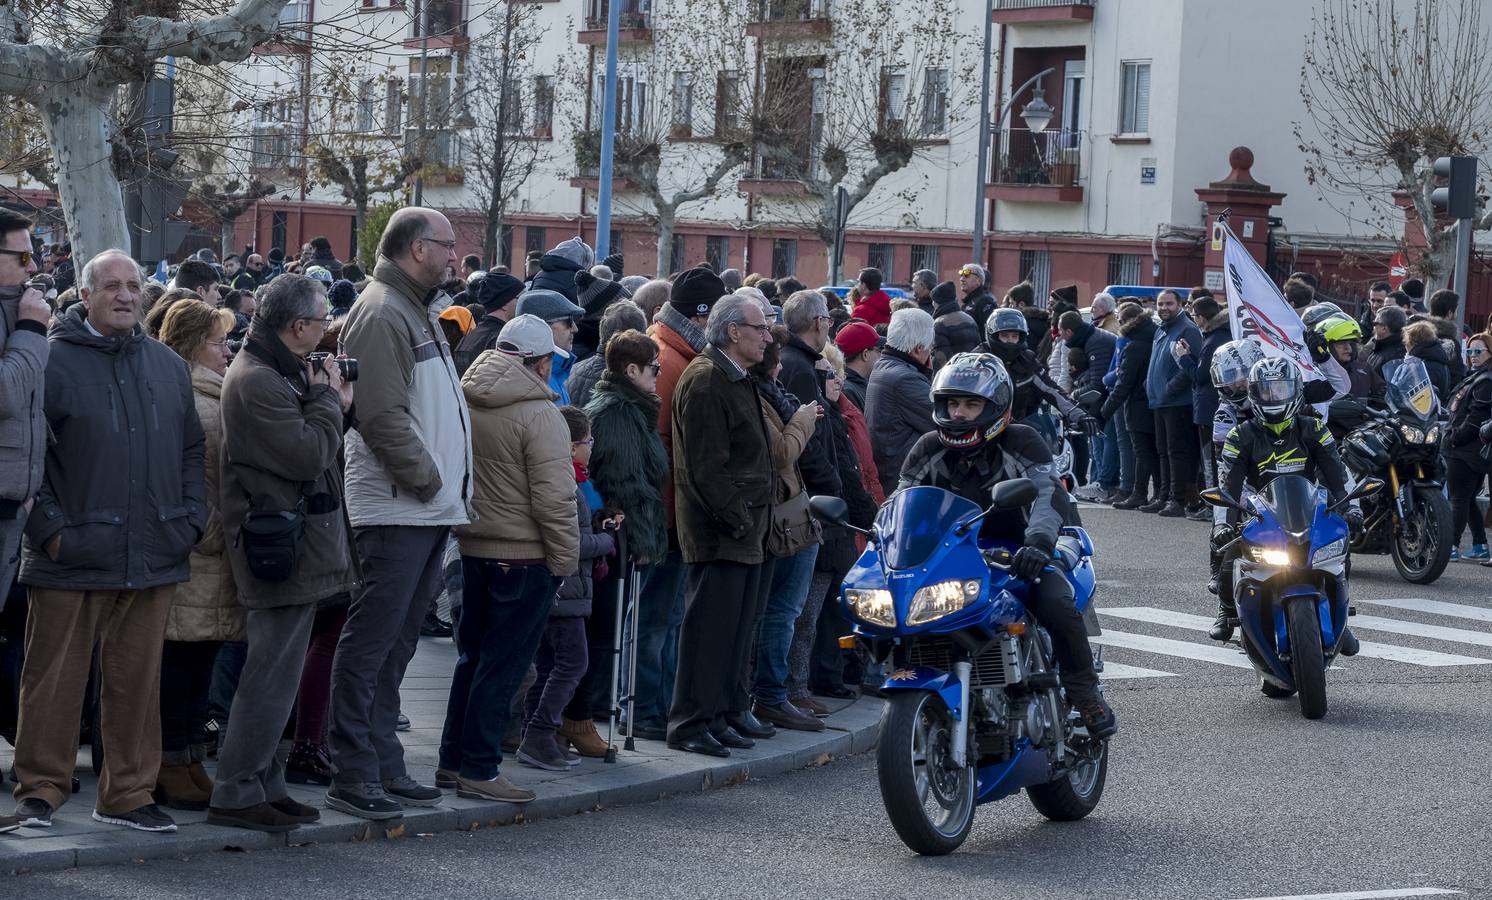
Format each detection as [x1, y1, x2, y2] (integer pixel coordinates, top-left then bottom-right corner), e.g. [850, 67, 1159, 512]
[623, 560, 643, 752]
[604, 525, 627, 763]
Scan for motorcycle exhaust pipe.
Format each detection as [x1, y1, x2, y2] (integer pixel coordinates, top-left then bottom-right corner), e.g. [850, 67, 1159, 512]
[951, 659, 972, 768]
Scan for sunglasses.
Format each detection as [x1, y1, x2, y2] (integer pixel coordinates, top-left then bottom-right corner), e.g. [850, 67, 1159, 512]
[958, 268, 976, 276]
[648, 362, 662, 375]
[0, 248, 33, 267]
[1469, 348, 1488, 357]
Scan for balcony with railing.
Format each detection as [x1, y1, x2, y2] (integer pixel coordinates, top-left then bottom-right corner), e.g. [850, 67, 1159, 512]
[991, 0, 1095, 25]
[406, 128, 464, 184]
[577, 0, 653, 44]
[987, 128, 1084, 202]
[405, 0, 468, 49]
[746, 0, 831, 39]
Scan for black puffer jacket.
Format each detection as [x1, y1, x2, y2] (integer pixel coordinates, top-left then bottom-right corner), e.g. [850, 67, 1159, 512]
[932, 297, 980, 369]
[816, 399, 877, 575]
[531, 252, 584, 302]
[1366, 331, 1406, 378]
[1100, 314, 1157, 432]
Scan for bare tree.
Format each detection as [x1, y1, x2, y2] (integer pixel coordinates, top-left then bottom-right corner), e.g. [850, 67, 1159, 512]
[749, 0, 977, 254]
[192, 171, 277, 256]
[1296, 0, 1492, 292]
[461, 0, 552, 267]
[305, 64, 422, 238]
[0, 0, 297, 264]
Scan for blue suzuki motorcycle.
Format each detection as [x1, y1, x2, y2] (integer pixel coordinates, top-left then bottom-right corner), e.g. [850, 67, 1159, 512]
[1202, 474, 1383, 720]
[810, 479, 1109, 856]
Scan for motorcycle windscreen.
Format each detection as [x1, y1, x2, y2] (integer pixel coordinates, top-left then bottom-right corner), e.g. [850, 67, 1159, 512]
[1258, 474, 1319, 538]
[1383, 357, 1438, 422]
[875, 485, 983, 571]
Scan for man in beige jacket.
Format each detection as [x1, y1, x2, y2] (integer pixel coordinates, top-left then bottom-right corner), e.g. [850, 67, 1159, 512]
[438, 314, 578, 804]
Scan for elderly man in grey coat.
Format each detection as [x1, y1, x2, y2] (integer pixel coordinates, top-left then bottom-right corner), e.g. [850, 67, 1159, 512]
[865, 308, 937, 496]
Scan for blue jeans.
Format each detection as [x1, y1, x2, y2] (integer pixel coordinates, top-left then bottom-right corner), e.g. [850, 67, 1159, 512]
[631, 551, 687, 727]
[1113, 406, 1136, 493]
[1095, 415, 1119, 488]
[752, 543, 820, 707]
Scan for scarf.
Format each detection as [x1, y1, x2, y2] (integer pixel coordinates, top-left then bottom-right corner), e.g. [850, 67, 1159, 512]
[573, 459, 590, 483]
[655, 303, 708, 353]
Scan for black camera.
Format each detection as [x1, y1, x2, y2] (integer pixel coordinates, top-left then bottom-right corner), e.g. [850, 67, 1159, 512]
[306, 352, 359, 382]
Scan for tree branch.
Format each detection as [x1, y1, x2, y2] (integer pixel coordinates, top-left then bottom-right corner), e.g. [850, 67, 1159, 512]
[93, 0, 289, 83]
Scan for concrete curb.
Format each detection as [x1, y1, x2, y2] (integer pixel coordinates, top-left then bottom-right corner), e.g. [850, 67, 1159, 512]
[1, 697, 883, 875]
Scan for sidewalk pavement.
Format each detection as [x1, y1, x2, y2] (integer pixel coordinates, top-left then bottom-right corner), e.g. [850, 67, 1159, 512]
[0, 635, 883, 875]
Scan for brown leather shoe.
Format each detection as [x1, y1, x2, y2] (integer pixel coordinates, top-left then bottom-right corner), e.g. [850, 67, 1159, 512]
[792, 696, 830, 717]
[558, 717, 609, 758]
[206, 802, 300, 833]
[455, 774, 535, 804]
[753, 701, 825, 732]
[155, 764, 211, 811]
[186, 762, 214, 795]
[268, 797, 321, 823]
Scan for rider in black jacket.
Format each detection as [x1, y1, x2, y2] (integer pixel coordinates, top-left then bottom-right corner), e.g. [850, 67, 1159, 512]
[980, 307, 1085, 425]
[898, 353, 1115, 737]
[1209, 358, 1361, 645]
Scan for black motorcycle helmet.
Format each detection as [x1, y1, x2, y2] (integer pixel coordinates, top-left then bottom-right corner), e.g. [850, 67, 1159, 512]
[984, 307, 1029, 364]
[1247, 357, 1303, 428]
[931, 352, 1014, 449]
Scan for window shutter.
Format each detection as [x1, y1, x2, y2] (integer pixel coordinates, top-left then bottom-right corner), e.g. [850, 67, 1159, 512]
[1134, 64, 1150, 134]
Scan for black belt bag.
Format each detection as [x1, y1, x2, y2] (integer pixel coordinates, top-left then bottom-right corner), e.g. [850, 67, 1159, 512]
[240, 482, 313, 583]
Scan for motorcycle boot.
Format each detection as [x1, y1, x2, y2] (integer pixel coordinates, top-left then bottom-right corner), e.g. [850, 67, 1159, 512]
[1339, 626, 1360, 656]
[1066, 684, 1118, 739]
[1209, 599, 1237, 642]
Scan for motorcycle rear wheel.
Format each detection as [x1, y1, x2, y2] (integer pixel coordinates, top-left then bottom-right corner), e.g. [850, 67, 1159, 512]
[1286, 599, 1328, 720]
[877, 691, 976, 856]
[1027, 735, 1108, 821]
[1391, 486, 1452, 584]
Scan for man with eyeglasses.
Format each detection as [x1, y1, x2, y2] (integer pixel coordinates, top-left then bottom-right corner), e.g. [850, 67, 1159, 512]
[0, 210, 47, 623]
[957, 263, 997, 336]
[328, 207, 474, 819]
[11, 248, 207, 834]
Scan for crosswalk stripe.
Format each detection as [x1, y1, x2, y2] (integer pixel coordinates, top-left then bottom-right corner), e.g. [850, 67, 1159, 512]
[1092, 629, 1255, 668]
[1100, 662, 1176, 679]
[1103, 606, 1492, 668]
[1351, 614, 1492, 648]
[1358, 596, 1492, 625]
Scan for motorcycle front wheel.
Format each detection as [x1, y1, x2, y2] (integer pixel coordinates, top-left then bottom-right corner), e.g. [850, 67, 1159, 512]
[1286, 599, 1328, 720]
[1027, 732, 1108, 821]
[877, 691, 976, 856]
[1391, 486, 1453, 584]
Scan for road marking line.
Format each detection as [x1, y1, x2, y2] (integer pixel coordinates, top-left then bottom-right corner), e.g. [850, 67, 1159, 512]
[1098, 662, 1175, 679]
[1359, 596, 1492, 625]
[1091, 629, 1254, 668]
[1225, 888, 1462, 900]
[1102, 607, 1492, 668]
[1351, 614, 1492, 647]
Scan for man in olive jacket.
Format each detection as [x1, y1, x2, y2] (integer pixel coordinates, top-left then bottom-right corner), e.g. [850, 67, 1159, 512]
[208, 274, 356, 834]
[13, 249, 206, 833]
[667, 296, 775, 758]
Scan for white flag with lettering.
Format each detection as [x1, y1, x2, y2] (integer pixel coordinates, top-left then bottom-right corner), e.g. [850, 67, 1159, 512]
[1223, 221, 1323, 383]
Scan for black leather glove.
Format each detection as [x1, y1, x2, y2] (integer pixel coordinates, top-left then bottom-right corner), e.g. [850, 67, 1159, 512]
[1011, 544, 1052, 581]
[1210, 523, 1236, 554]
[1305, 328, 1331, 364]
[1345, 507, 1364, 532]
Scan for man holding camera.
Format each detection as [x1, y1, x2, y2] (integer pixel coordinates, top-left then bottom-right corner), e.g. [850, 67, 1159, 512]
[209, 273, 356, 833]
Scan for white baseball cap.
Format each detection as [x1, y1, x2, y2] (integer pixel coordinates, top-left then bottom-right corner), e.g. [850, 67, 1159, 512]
[496, 314, 556, 358]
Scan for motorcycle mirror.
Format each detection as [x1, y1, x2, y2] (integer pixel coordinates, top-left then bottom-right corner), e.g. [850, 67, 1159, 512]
[1331, 477, 1385, 514]
[990, 478, 1038, 511]
[808, 495, 849, 527]
[1199, 487, 1247, 512]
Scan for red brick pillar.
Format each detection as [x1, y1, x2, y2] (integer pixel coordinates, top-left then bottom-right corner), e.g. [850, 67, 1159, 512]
[1194, 147, 1286, 302]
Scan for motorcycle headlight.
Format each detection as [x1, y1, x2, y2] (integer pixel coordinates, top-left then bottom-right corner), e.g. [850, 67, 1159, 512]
[1426, 424, 1442, 443]
[1312, 537, 1347, 564]
[906, 579, 982, 626]
[1248, 546, 1293, 567]
[1399, 423, 1426, 443]
[845, 588, 896, 627]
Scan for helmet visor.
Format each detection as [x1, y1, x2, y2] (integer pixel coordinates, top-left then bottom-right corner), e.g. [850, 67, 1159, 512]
[1252, 378, 1299, 405]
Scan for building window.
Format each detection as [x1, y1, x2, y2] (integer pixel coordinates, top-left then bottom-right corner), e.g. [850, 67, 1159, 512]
[670, 234, 687, 274]
[251, 98, 302, 170]
[866, 243, 895, 284]
[879, 67, 906, 131]
[500, 79, 524, 136]
[1106, 253, 1141, 287]
[671, 71, 693, 138]
[355, 79, 377, 132]
[1119, 60, 1150, 135]
[921, 67, 948, 136]
[526, 226, 547, 257]
[609, 229, 622, 258]
[706, 235, 730, 271]
[533, 76, 554, 136]
[385, 77, 403, 132]
[910, 243, 939, 278]
[1018, 249, 1051, 303]
[271, 211, 288, 253]
[772, 238, 798, 279]
[498, 224, 515, 268]
[714, 71, 743, 138]
[593, 74, 647, 134]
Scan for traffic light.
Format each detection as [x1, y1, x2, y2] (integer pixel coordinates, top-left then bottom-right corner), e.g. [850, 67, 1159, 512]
[1431, 155, 1476, 219]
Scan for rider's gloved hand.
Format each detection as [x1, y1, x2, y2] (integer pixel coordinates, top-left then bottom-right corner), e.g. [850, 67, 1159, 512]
[1305, 328, 1331, 364]
[1011, 544, 1052, 581]
[1210, 523, 1236, 554]
[1345, 507, 1365, 532]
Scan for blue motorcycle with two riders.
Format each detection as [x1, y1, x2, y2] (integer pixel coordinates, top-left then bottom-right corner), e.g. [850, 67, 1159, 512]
[1203, 356, 1384, 720]
[811, 352, 1115, 855]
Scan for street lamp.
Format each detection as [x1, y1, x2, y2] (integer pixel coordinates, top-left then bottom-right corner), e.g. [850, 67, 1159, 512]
[971, 66, 1057, 263]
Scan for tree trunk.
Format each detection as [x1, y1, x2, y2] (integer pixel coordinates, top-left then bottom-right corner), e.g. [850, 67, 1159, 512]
[39, 85, 129, 266]
[654, 209, 678, 280]
[220, 219, 234, 258]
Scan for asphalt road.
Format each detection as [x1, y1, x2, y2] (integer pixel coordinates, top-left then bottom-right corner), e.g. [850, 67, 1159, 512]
[13, 503, 1492, 900]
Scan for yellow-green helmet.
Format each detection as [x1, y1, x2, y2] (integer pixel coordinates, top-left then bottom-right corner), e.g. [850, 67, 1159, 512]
[1313, 312, 1362, 344]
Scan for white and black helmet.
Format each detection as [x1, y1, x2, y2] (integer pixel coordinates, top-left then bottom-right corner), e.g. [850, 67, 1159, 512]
[1247, 357, 1303, 426]
[1210, 339, 1265, 404]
